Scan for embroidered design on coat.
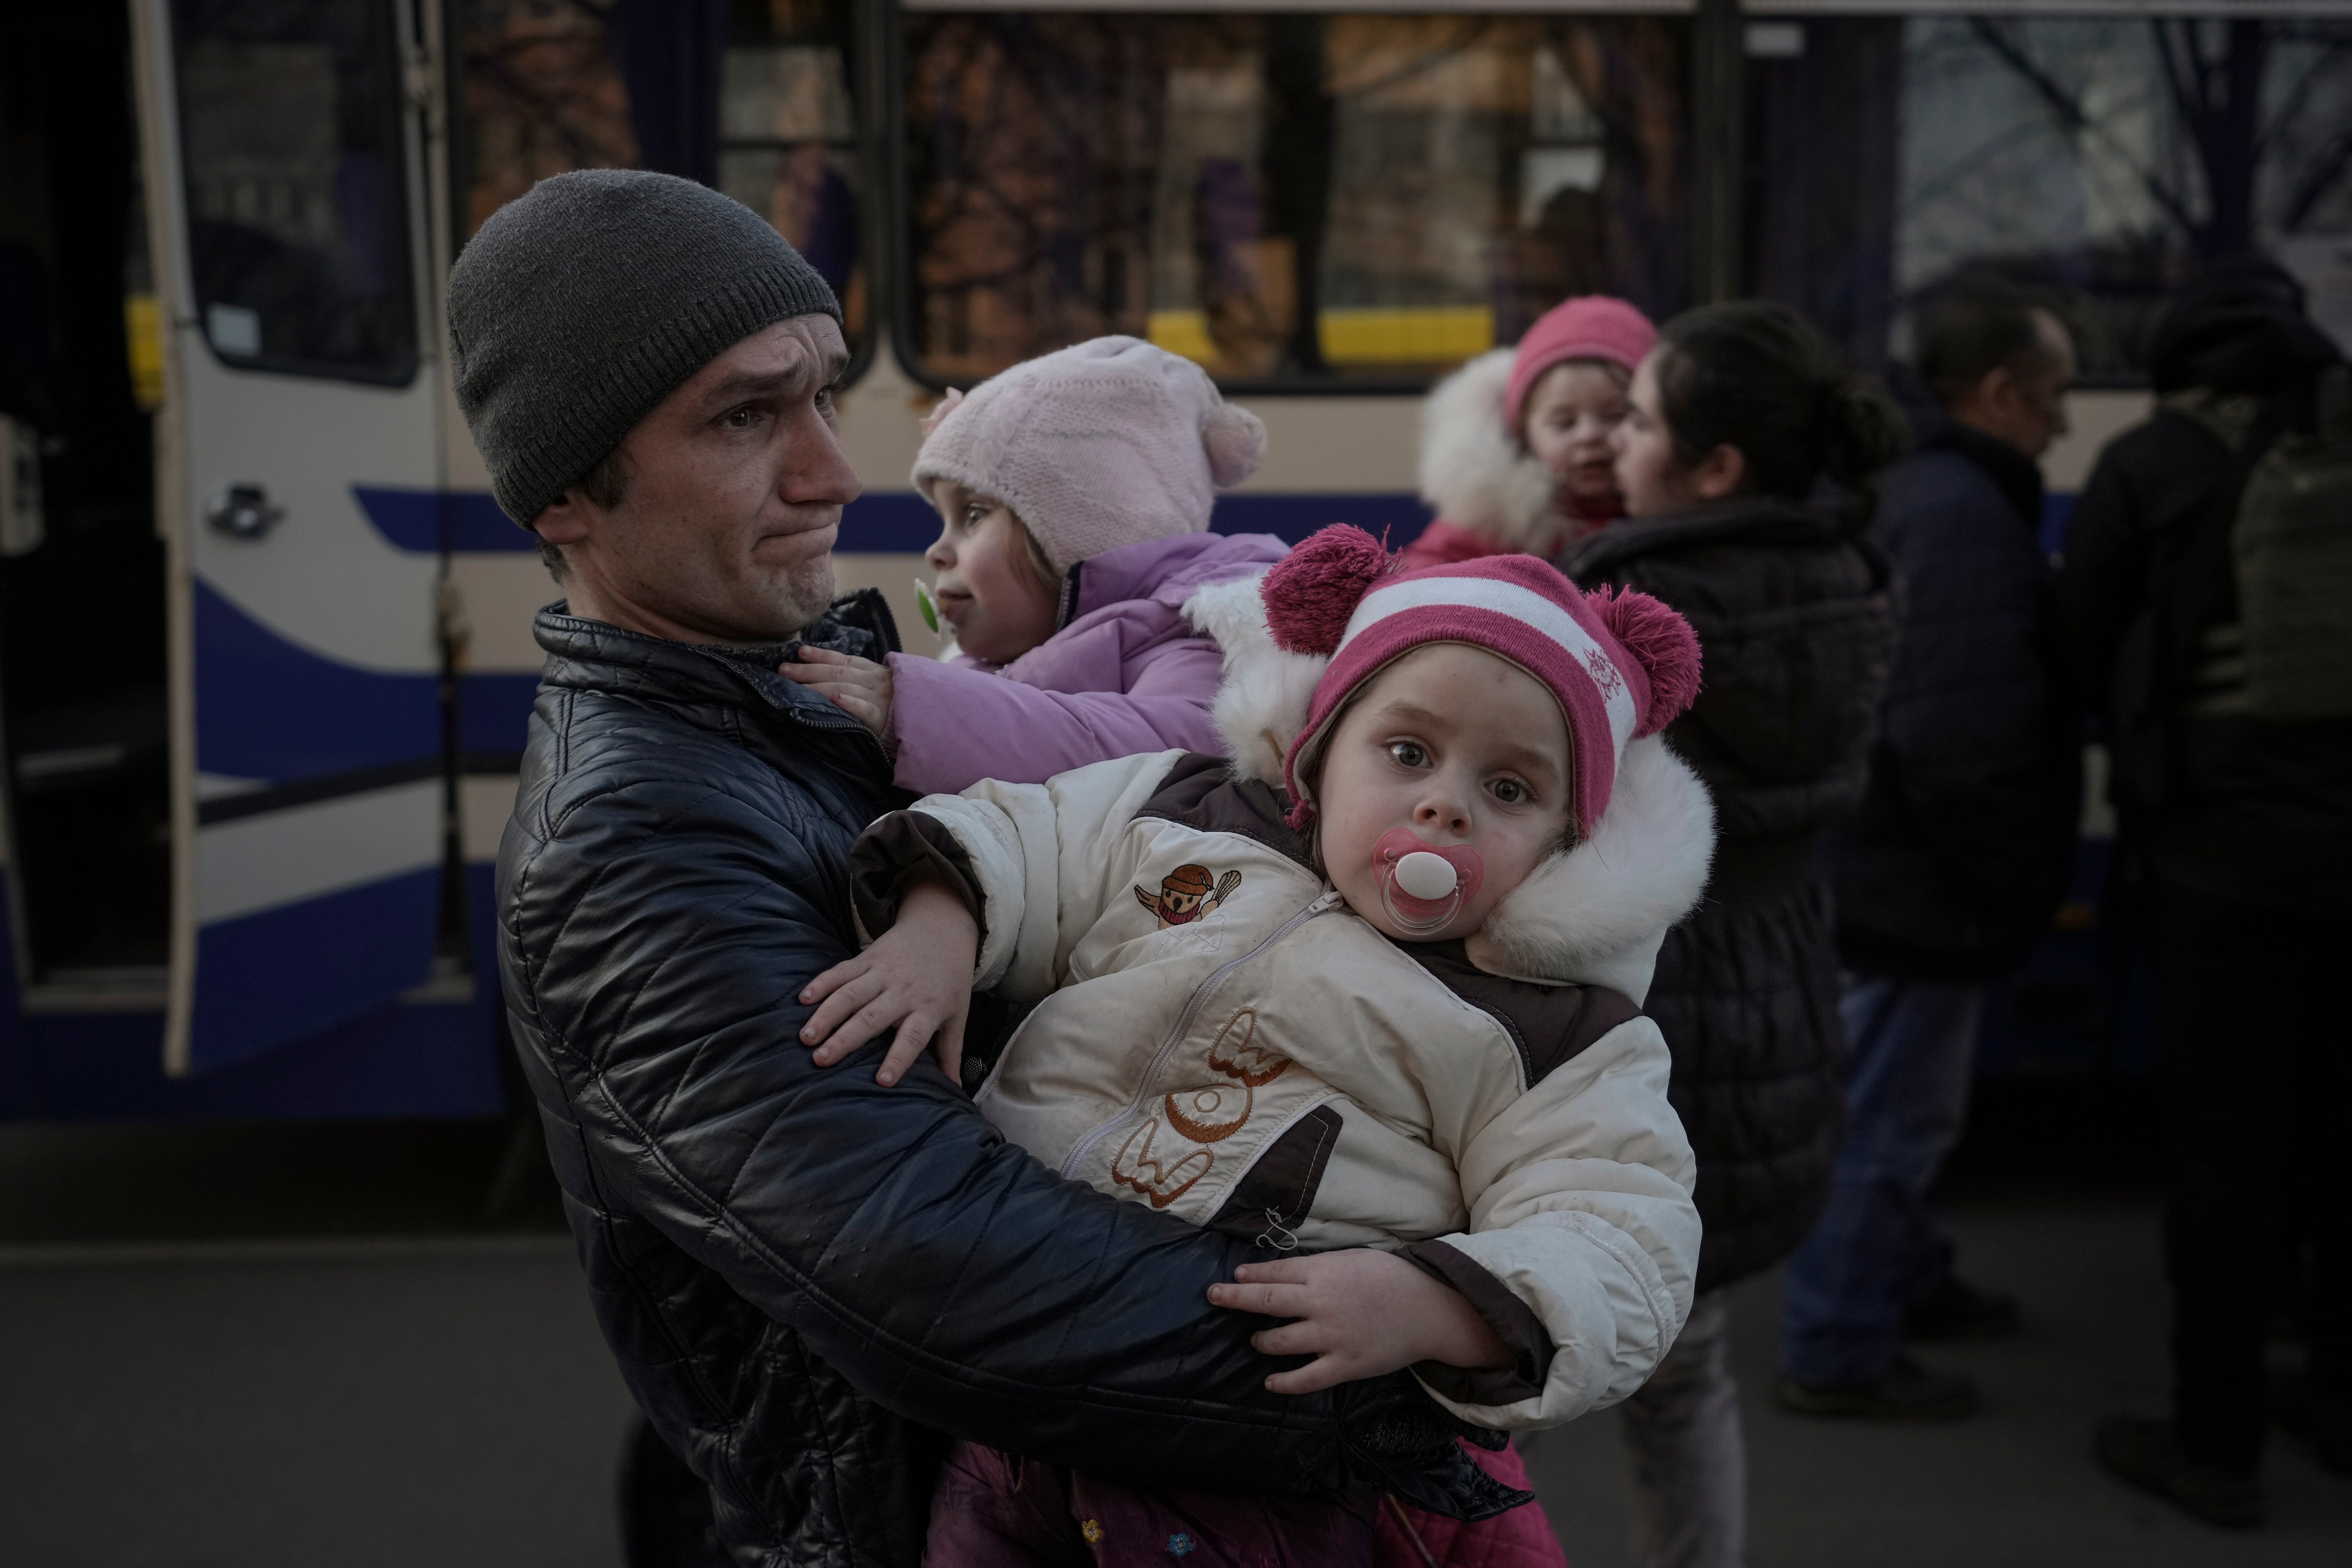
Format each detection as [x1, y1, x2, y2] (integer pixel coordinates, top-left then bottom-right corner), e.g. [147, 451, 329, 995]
[1111, 1117, 1215, 1207]
[1164, 1008, 1288, 1141]
[1135, 864, 1242, 928]
[1111, 1009, 1298, 1204]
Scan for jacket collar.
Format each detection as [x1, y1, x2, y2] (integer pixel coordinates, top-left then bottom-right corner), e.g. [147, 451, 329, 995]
[1564, 492, 1851, 578]
[533, 586, 900, 748]
[1927, 419, 2044, 530]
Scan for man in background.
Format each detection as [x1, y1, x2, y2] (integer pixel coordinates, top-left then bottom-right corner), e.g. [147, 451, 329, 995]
[2064, 262, 2350, 1529]
[1778, 285, 2080, 1420]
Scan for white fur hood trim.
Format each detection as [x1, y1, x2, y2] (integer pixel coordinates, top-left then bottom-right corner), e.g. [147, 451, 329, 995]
[1466, 736, 1715, 1004]
[1199, 582, 1715, 1004]
[1419, 348, 1567, 555]
[1183, 571, 1324, 786]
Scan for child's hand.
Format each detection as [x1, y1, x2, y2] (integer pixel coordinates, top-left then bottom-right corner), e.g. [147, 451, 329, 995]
[799, 878, 978, 1086]
[1207, 1249, 1509, 1396]
[780, 645, 893, 736]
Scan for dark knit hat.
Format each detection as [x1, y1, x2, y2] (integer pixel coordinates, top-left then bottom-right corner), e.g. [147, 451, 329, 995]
[448, 169, 841, 527]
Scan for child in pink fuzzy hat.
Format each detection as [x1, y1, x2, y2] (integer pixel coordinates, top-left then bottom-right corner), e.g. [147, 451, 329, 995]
[1403, 295, 1656, 571]
[782, 335, 1288, 794]
[797, 525, 1715, 1566]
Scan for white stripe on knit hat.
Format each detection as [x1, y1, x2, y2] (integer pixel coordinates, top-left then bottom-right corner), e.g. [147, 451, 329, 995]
[1338, 575, 1639, 758]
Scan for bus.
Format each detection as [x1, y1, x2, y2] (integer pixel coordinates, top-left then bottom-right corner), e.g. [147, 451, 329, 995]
[0, 0, 2344, 1118]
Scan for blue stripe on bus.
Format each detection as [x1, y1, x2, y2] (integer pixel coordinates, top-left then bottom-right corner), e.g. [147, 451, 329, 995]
[2042, 491, 2076, 555]
[356, 486, 1440, 556]
[462, 670, 542, 756]
[362, 484, 2085, 559]
[187, 867, 442, 1075]
[195, 580, 442, 783]
[0, 857, 505, 1117]
[353, 486, 525, 551]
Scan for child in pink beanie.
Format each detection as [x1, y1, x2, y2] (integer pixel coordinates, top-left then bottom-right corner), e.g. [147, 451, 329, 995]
[782, 335, 1288, 793]
[1403, 296, 1657, 571]
[799, 525, 1714, 1566]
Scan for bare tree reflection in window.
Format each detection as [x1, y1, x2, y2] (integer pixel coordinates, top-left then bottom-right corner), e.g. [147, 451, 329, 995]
[457, 0, 639, 241]
[904, 11, 1691, 386]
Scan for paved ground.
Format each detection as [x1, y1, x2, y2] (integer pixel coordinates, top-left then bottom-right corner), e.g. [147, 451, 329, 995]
[1525, 1204, 2352, 1567]
[0, 1111, 2344, 1566]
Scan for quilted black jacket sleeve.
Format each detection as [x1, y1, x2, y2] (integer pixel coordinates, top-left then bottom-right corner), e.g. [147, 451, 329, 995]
[499, 607, 1492, 1567]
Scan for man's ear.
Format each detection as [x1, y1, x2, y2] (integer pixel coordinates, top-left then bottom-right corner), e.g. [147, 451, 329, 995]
[535, 492, 589, 547]
[1691, 442, 1746, 501]
[1971, 364, 2022, 419]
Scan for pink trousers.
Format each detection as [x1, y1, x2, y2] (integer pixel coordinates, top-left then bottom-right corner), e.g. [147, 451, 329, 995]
[923, 1437, 1568, 1568]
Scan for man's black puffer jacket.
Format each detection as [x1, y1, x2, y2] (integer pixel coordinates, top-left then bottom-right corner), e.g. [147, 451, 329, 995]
[1569, 497, 1899, 1292]
[498, 594, 1498, 1568]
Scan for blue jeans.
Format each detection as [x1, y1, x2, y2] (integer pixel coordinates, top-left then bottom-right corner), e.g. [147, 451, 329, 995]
[1779, 976, 1984, 1385]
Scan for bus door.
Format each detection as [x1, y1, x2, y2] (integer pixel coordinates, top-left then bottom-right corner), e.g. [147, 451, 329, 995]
[136, 0, 448, 1074]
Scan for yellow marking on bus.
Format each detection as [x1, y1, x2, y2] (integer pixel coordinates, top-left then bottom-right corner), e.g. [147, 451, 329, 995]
[1148, 306, 1494, 367]
[125, 294, 164, 411]
[1320, 306, 1494, 364]
[1147, 310, 1222, 365]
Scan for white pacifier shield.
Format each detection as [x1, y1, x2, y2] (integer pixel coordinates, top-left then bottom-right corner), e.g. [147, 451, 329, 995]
[1393, 851, 1460, 901]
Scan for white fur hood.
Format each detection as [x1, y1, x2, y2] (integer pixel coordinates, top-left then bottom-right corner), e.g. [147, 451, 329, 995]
[1184, 575, 1716, 1004]
[1419, 348, 1574, 555]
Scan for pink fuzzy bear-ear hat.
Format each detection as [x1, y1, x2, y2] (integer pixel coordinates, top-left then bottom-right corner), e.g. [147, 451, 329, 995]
[1261, 524, 1701, 839]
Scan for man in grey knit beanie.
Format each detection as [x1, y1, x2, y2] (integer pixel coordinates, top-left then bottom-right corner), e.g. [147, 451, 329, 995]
[449, 167, 856, 642]
[468, 170, 1472, 1566]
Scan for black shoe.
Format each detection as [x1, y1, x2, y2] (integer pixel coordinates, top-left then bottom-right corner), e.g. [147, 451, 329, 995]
[2094, 1415, 2264, 1528]
[2272, 1370, 2352, 1474]
[1776, 1355, 1980, 1419]
[1903, 1274, 2020, 1343]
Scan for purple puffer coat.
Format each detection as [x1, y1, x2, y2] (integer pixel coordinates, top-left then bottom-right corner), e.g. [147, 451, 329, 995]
[886, 531, 1289, 795]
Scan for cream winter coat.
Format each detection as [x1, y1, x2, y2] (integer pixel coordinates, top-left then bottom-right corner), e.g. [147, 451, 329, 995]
[854, 589, 1714, 1434]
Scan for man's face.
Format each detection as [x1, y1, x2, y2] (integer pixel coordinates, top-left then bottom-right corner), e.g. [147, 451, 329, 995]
[535, 315, 859, 644]
[1955, 309, 2077, 460]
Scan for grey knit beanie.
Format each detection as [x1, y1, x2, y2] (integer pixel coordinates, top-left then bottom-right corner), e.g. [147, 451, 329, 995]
[448, 169, 840, 527]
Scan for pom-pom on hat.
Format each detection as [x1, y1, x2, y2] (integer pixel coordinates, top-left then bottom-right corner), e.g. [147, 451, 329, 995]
[1503, 296, 1658, 433]
[1264, 525, 1700, 839]
[912, 335, 1267, 578]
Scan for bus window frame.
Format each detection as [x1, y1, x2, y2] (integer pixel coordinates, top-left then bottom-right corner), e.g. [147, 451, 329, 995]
[881, 0, 1713, 397]
[440, 0, 885, 391]
[884, 0, 1524, 399]
[170, 0, 427, 390]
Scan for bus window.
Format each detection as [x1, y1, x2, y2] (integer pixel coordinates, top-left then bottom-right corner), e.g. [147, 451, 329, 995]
[899, 9, 1691, 387]
[449, 0, 868, 351]
[1741, 12, 2352, 381]
[172, 0, 419, 382]
[719, 0, 865, 344]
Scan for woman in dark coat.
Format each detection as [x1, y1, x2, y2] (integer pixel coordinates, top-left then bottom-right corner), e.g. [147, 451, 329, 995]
[1564, 301, 1902, 1568]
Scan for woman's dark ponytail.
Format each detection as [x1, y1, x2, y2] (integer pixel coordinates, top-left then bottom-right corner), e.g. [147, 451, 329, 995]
[1653, 302, 1909, 523]
[1819, 371, 1908, 493]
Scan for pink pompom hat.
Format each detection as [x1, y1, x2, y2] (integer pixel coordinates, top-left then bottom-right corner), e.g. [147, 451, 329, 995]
[1262, 524, 1701, 841]
[1503, 295, 1657, 432]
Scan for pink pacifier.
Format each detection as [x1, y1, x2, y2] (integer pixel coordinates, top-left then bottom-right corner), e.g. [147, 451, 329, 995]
[1373, 828, 1484, 936]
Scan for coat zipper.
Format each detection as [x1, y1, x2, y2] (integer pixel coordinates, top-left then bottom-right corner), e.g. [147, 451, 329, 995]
[1056, 888, 1344, 1180]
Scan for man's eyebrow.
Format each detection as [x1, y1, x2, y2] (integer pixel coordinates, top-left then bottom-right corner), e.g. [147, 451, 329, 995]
[696, 368, 798, 406]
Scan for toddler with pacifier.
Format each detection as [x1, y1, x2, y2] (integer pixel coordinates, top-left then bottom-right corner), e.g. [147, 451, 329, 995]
[1403, 295, 1656, 571]
[781, 335, 1288, 794]
[802, 526, 1717, 1565]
